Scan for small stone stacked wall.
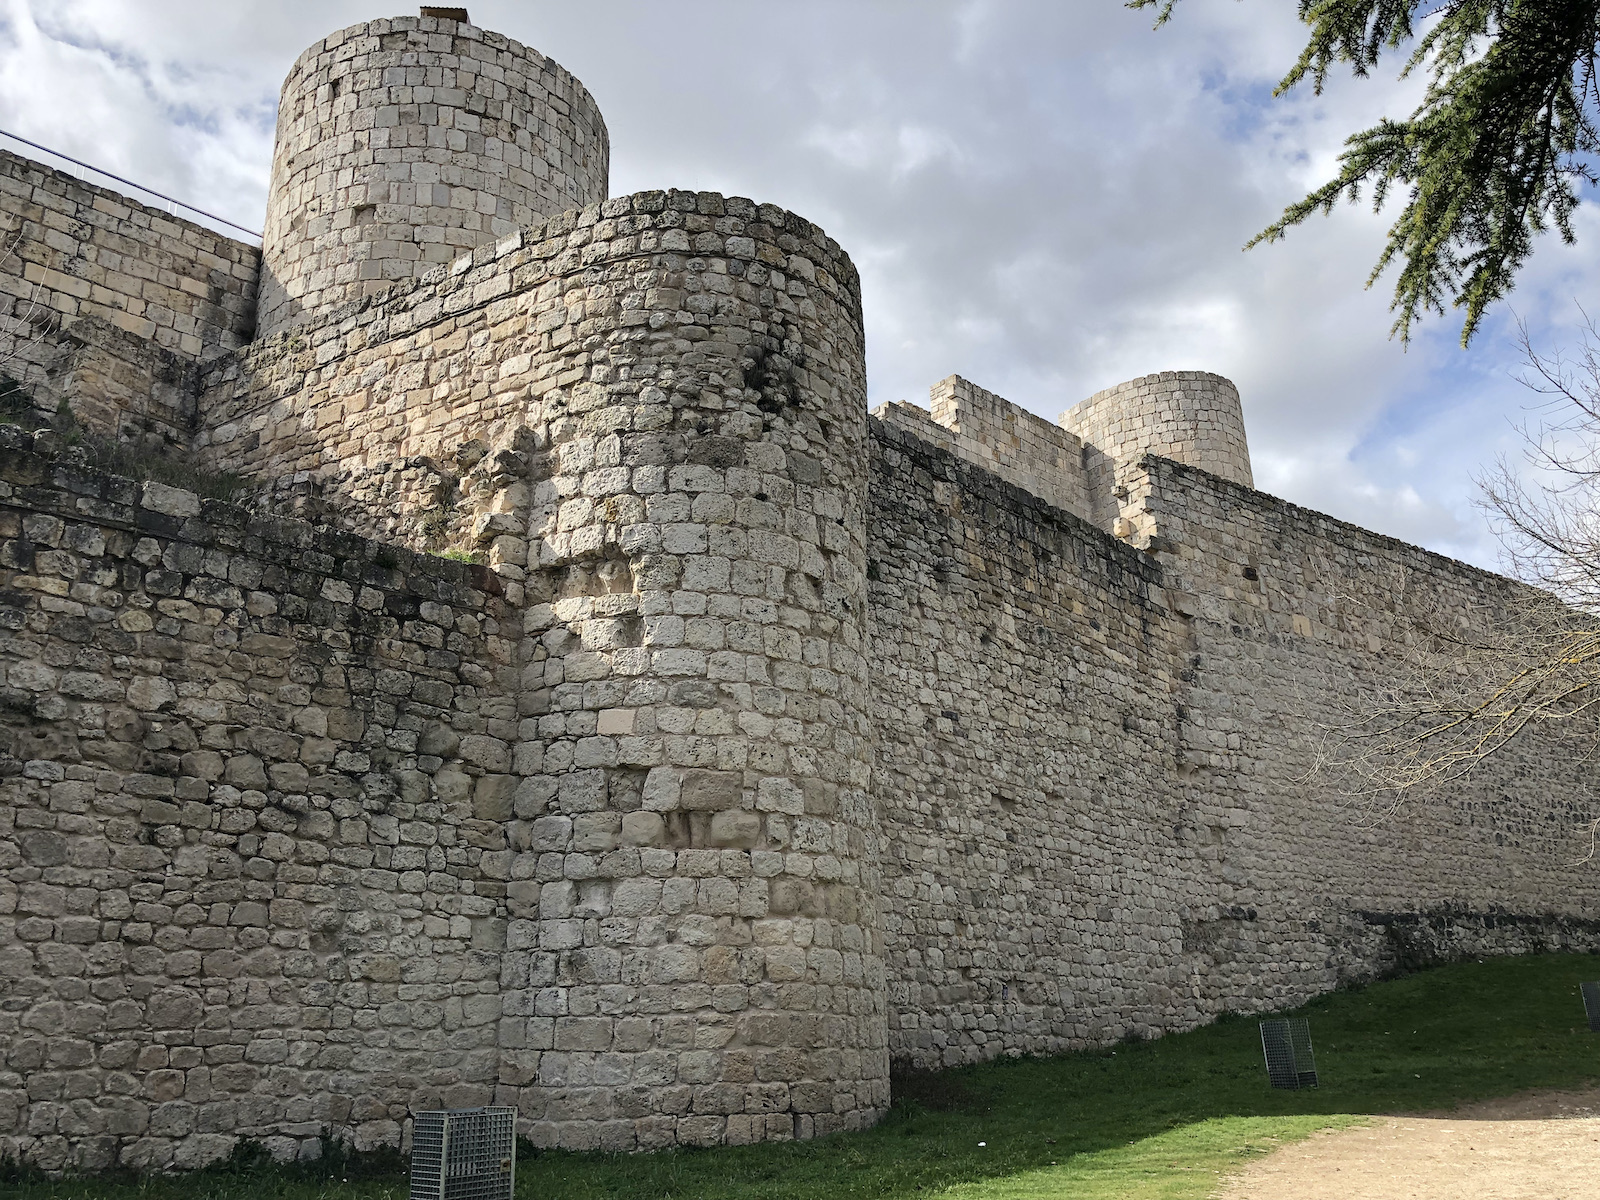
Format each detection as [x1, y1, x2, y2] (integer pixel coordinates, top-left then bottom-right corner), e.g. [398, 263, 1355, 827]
[874, 377, 1092, 522]
[0, 429, 521, 1173]
[1062, 371, 1253, 495]
[867, 417, 1192, 1063]
[1128, 453, 1600, 990]
[256, 14, 609, 338]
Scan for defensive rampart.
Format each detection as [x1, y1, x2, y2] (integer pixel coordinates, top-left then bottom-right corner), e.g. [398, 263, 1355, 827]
[2, 5, 1599, 1174]
[869, 418, 1600, 1068]
[0, 429, 518, 1172]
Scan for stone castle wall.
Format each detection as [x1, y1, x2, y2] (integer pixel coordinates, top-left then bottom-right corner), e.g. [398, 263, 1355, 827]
[0, 149, 260, 446]
[0, 428, 520, 1173]
[257, 15, 609, 337]
[205, 186, 888, 1151]
[869, 421, 1600, 1069]
[2, 185, 890, 1165]
[194, 189, 862, 558]
[867, 417, 1191, 1062]
[875, 376, 1093, 522]
[2, 7, 1599, 1175]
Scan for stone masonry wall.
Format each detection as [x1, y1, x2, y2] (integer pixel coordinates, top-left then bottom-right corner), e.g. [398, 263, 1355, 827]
[3, 14, 1599, 1159]
[0, 148, 259, 439]
[868, 421, 1600, 1069]
[195, 189, 862, 559]
[0, 429, 522, 1173]
[204, 187, 888, 1152]
[875, 377, 1092, 523]
[1130, 453, 1600, 993]
[42, 320, 203, 454]
[257, 14, 609, 338]
[867, 416, 1193, 1065]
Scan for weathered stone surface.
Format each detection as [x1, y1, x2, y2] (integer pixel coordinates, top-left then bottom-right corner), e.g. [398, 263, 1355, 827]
[869, 417, 1600, 1069]
[2, 7, 1597, 1178]
[0, 150, 258, 450]
[256, 14, 609, 337]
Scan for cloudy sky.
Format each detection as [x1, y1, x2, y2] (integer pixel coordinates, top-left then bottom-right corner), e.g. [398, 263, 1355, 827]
[2, 0, 1596, 570]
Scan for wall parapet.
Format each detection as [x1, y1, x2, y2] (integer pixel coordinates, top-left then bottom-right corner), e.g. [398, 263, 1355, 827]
[877, 370, 1254, 536]
[0, 147, 261, 448]
[874, 377, 1093, 522]
[0, 148, 259, 363]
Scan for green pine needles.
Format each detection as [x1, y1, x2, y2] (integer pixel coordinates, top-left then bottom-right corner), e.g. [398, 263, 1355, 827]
[1133, 1, 1600, 346]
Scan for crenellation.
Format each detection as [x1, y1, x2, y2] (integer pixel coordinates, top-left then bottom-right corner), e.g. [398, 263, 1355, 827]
[1, 8, 1597, 1174]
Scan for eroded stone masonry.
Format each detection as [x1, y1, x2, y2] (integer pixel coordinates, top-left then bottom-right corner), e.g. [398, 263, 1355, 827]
[2, 9, 1597, 1174]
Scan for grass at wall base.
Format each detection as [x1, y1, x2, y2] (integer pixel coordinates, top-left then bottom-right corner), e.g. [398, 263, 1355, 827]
[10, 953, 1599, 1200]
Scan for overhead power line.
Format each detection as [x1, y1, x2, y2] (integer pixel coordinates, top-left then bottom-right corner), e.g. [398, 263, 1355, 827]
[0, 127, 263, 240]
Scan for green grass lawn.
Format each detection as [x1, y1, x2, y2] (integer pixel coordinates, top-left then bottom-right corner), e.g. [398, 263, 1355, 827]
[11, 953, 1600, 1200]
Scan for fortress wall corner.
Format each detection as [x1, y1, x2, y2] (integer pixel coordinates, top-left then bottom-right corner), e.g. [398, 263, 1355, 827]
[201, 187, 888, 1150]
[508, 190, 885, 1151]
[1063, 370, 1253, 491]
[256, 14, 609, 339]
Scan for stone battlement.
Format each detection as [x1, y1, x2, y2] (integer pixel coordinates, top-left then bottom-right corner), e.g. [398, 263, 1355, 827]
[1, 9, 1597, 1175]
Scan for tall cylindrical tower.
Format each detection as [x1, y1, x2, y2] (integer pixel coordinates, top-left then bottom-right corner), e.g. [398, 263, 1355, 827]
[503, 191, 886, 1150]
[1062, 370, 1253, 488]
[256, 12, 609, 338]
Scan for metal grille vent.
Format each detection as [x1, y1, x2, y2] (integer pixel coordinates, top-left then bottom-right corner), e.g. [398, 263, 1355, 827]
[1582, 982, 1600, 1032]
[410, 1107, 516, 1200]
[1259, 1017, 1318, 1089]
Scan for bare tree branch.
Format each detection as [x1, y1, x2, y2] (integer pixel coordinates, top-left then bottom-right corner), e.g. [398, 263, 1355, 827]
[1304, 319, 1600, 821]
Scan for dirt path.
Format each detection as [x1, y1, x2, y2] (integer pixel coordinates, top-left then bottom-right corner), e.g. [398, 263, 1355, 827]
[1219, 1087, 1600, 1200]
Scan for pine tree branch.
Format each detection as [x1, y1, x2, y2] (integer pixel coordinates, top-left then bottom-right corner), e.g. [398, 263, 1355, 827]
[1135, 0, 1600, 346]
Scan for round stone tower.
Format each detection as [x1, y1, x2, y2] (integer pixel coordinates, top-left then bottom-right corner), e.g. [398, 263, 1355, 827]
[256, 11, 609, 338]
[1061, 370, 1253, 488]
[501, 191, 887, 1149]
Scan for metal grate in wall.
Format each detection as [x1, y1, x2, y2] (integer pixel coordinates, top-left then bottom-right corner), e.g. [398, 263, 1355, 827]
[1259, 1018, 1318, 1090]
[409, 1106, 516, 1200]
[1582, 982, 1600, 1032]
